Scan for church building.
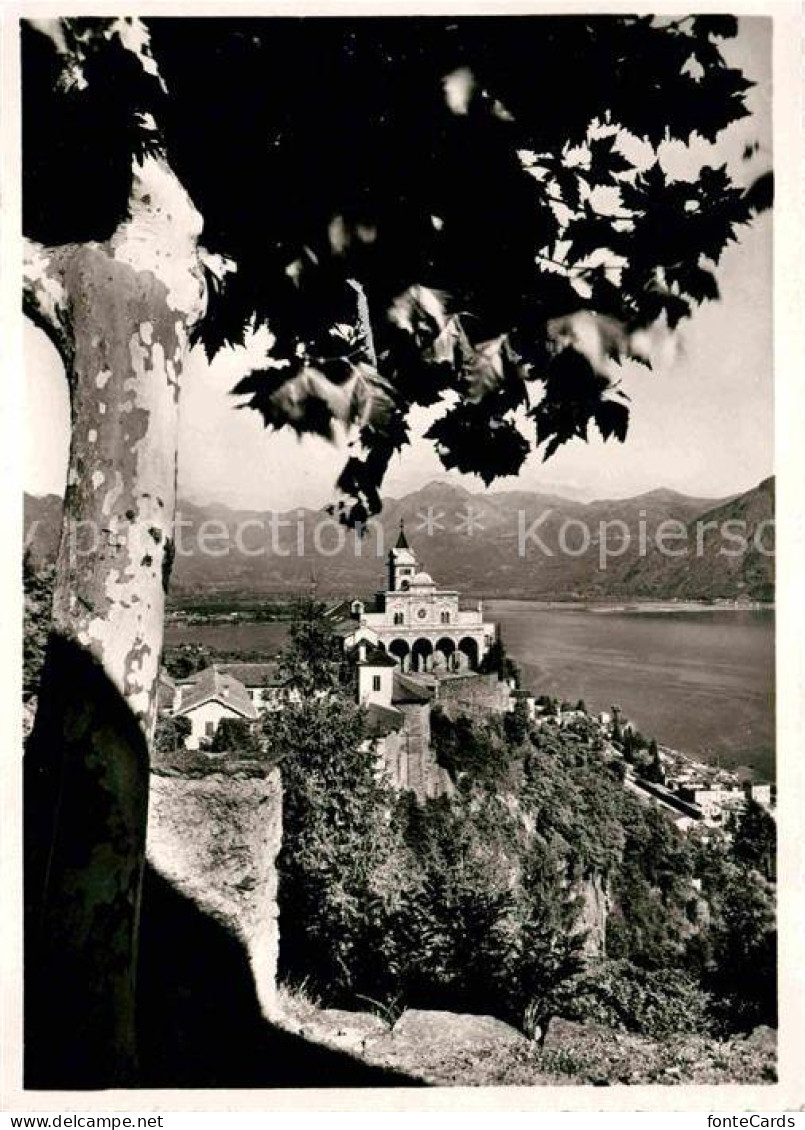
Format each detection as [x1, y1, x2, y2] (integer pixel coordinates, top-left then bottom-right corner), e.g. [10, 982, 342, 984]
[345, 522, 496, 673]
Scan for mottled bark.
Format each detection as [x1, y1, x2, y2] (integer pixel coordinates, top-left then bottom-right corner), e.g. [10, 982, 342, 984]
[25, 158, 206, 1088]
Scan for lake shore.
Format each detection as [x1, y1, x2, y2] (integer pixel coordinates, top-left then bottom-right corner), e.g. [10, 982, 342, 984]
[167, 594, 775, 621]
[582, 600, 775, 615]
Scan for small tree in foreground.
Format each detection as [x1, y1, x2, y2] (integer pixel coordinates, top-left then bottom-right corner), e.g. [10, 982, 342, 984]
[266, 694, 401, 1001]
[278, 596, 347, 696]
[731, 798, 776, 880]
[479, 637, 520, 684]
[153, 713, 191, 753]
[208, 716, 260, 753]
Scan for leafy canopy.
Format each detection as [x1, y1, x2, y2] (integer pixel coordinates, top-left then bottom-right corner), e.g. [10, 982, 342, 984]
[23, 16, 769, 522]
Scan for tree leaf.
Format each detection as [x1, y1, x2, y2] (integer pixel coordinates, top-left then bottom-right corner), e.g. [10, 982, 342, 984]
[744, 171, 773, 215]
[594, 399, 629, 443]
[693, 15, 739, 40]
[425, 405, 529, 483]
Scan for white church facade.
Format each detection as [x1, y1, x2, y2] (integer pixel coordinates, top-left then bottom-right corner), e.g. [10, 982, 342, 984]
[342, 523, 496, 673]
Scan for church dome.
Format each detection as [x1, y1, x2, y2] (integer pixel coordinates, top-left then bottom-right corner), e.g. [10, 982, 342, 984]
[412, 571, 434, 585]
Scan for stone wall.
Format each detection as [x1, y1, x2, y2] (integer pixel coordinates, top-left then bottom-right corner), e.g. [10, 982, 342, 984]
[146, 761, 282, 1018]
[379, 706, 453, 800]
[433, 672, 512, 722]
[396, 701, 453, 799]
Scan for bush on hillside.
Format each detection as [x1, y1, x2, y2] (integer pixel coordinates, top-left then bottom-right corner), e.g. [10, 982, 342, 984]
[554, 959, 713, 1039]
[154, 713, 192, 752]
[209, 716, 260, 752]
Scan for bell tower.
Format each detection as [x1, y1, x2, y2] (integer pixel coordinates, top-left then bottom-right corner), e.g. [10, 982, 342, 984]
[387, 519, 417, 591]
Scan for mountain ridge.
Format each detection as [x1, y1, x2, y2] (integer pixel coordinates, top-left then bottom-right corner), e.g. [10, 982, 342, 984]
[24, 477, 774, 601]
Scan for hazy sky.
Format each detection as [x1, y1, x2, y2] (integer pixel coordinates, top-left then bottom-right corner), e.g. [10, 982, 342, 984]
[24, 17, 772, 510]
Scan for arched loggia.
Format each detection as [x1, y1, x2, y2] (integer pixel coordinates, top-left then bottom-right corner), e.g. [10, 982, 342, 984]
[433, 636, 458, 671]
[457, 636, 479, 671]
[411, 638, 434, 673]
[388, 638, 410, 672]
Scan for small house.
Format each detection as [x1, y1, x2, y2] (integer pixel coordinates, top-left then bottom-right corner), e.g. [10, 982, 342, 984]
[175, 667, 258, 749]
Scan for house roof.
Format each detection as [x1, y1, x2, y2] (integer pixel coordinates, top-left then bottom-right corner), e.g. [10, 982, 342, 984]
[177, 667, 258, 720]
[392, 672, 433, 705]
[364, 702, 405, 738]
[211, 661, 292, 688]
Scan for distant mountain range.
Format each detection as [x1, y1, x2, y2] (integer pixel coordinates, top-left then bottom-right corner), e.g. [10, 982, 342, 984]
[24, 476, 774, 602]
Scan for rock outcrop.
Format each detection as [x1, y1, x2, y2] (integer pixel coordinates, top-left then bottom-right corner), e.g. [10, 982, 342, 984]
[576, 871, 609, 956]
[383, 1009, 528, 1052]
[146, 760, 282, 1018]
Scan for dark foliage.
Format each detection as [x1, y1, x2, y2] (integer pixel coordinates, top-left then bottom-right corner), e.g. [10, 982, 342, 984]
[23, 554, 54, 702]
[22, 18, 163, 244]
[278, 596, 352, 695]
[153, 713, 191, 753]
[23, 16, 770, 523]
[555, 960, 713, 1039]
[478, 636, 520, 683]
[209, 716, 260, 753]
[731, 798, 776, 879]
[503, 698, 531, 748]
[687, 824, 777, 1031]
[162, 643, 278, 680]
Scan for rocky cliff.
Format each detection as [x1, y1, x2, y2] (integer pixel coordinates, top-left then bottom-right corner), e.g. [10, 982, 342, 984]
[576, 871, 609, 956]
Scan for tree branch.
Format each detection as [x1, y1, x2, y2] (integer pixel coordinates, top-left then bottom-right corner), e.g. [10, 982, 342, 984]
[23, 240, 74, 368]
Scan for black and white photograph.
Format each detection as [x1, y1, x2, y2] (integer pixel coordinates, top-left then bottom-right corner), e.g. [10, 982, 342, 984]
[3, 1, 802, 1112]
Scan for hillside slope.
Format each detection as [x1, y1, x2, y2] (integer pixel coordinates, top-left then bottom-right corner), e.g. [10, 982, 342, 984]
[612, 477, 774, 601]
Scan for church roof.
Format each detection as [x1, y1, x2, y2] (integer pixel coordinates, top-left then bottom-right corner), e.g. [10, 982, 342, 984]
[346, 641, 398, 668]
[389, 546, 416, 565]
[394, 519, 410, 550]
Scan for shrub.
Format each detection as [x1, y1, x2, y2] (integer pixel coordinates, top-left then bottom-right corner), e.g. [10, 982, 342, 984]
[209, 716, 260, 752]
[153, 713, 192, 752]
[555, 959, 713, 1039]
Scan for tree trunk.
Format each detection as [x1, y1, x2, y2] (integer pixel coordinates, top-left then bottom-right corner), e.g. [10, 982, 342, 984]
[24, 158, 206, 1088]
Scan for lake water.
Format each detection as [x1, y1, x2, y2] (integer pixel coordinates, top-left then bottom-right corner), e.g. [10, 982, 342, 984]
[488, 602, 775, 780]
[165, 603, 775, 779]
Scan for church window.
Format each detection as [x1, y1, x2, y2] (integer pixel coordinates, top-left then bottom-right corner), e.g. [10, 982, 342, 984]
[440, 610, 450, 624]
[393, 612, 404, 625]
[372, 675, 381, 692]
[400, 580, 410, 591]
